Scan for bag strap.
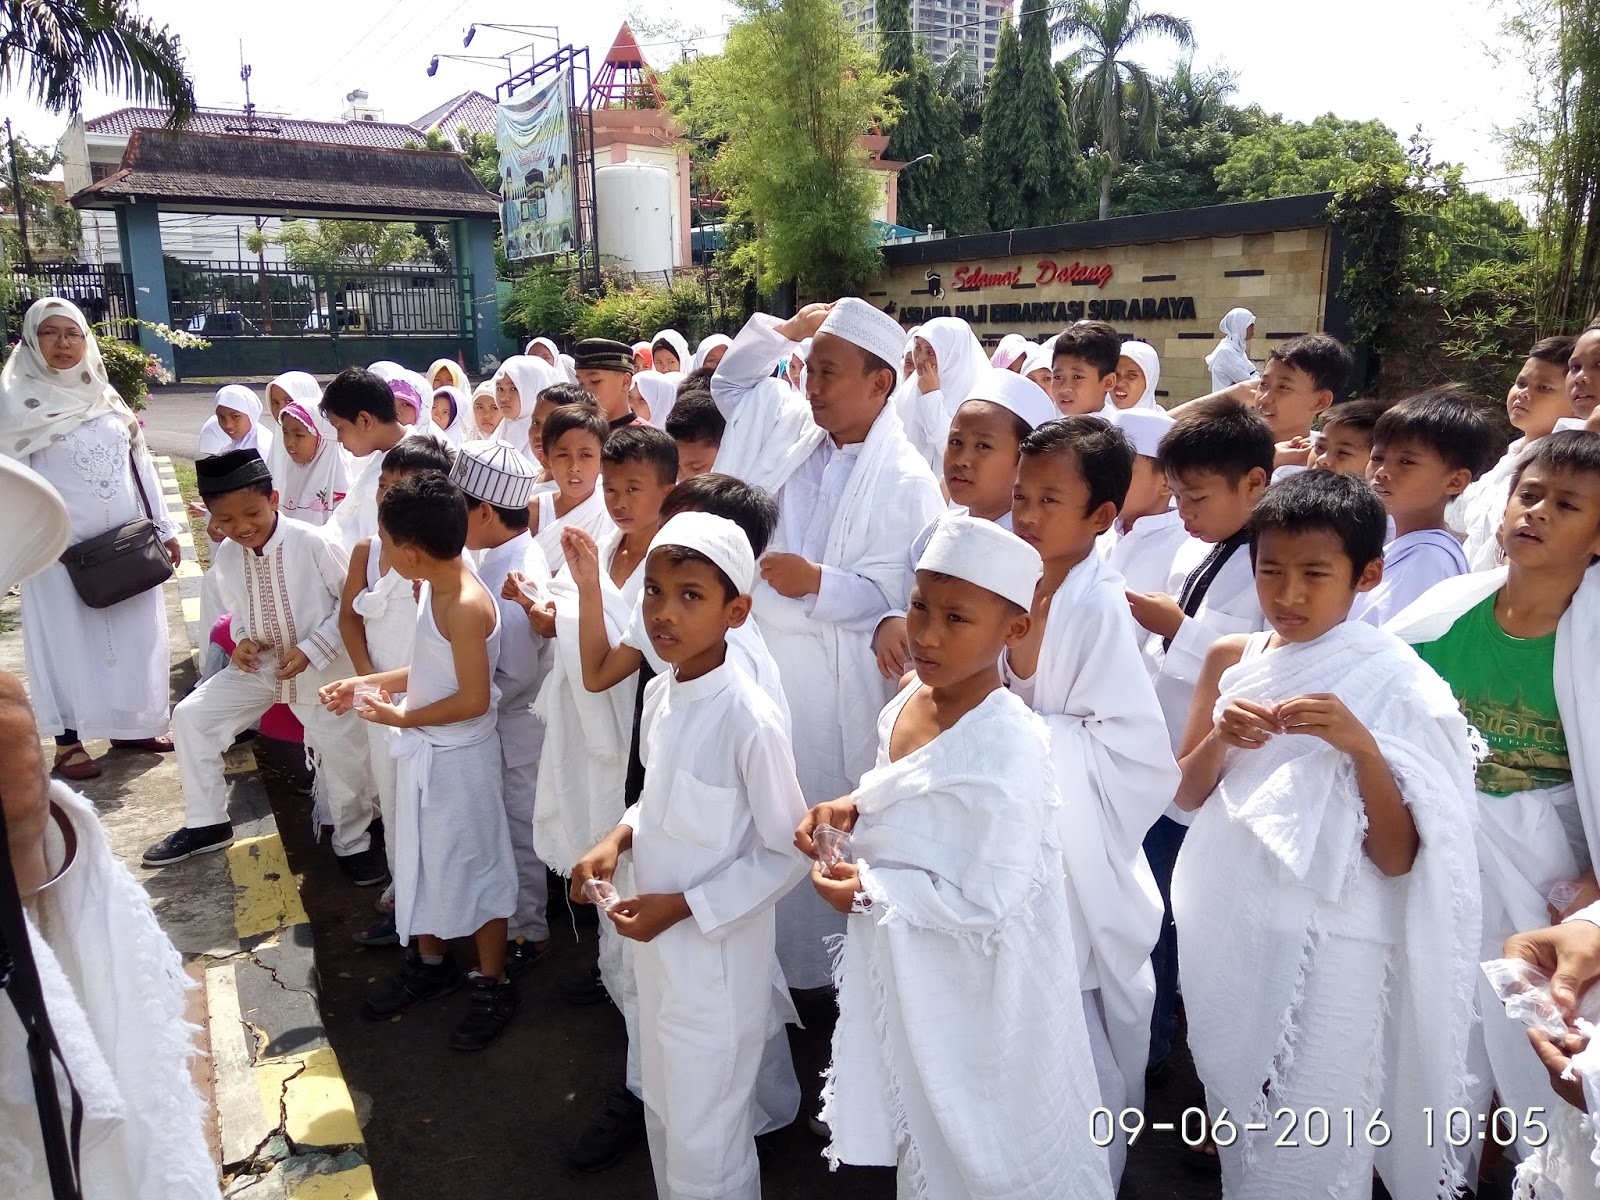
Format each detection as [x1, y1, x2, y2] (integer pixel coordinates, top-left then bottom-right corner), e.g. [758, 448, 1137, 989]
[127, 445, 156, 525]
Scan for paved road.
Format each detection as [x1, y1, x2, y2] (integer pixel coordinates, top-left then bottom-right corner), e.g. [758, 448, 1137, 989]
[141, 386, 222, 461]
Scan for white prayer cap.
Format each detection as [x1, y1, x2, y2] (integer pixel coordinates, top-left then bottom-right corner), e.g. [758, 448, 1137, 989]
[1107, 407, 1175, 458]
[451, 438, 539, 508]
[961, 367, 1056, 431]
[817, 298, 907, 370]
[916, 514, 1041, 613]
[649, 511, 756, 596]
[0, 455, 72, 593]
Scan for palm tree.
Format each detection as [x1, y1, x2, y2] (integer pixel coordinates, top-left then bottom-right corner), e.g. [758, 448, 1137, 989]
[1161, 55, 1237, 131]
[1, 0, 195, 124]
[1052, 0, 1194, 219]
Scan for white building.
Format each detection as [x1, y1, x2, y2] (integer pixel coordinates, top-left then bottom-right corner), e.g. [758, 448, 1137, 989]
[842, 0, 1008, 87]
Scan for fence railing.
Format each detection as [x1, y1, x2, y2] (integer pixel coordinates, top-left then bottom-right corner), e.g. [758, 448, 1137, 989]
[5, 263, 137, 341]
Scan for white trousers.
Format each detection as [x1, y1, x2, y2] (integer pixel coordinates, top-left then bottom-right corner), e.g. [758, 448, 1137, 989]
[502, 758, 549, 942]
[174, 666, 374, 854]
[367, 722, 399, 874]
[1083, 989, 1127, 1188]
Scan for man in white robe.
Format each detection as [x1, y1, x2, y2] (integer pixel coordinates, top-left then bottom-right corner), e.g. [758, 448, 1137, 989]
[711, 299, 943, 988]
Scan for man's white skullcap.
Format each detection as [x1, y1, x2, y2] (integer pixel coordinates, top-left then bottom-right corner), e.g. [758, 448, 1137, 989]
[916, 513, 1041, 612]
[0, 456, 72, 593]
[649, 512, 756, 596]
[1106, 408, 1176, 459]
[451, 439, 539, 508]
[817, 298, 909, 370]
[961, 367, 1057, 431]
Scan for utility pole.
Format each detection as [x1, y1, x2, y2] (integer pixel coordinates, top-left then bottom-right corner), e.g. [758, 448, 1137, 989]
[4, 118, 35, 274]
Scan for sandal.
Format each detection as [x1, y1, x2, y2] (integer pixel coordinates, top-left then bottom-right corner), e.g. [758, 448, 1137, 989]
[109, 736, 175, 753]
[53, 745, 102, 781]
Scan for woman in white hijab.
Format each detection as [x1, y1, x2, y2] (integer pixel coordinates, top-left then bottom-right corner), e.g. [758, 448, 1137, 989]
[1106, 339, 1163, 411]
[1206, 307, 1259, 392]
[0, 298, 182, 780]
[691, 333, 733, 375]
[632, 371, 679, 429]
[492, 354, 559, 460]
[276, 397, 351, 525]
[901, 316, 988, 469]
[650, 329, 690, 377]
[1020, 341, 1055, 393]
[525, 337, 579, 384]
[196, 384, 274, 459]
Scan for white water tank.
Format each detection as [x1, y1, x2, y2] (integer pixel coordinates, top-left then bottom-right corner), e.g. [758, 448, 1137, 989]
[595, 162, 674, 275]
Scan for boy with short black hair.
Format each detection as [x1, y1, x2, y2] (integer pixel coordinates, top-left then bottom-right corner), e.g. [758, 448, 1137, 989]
[321, 366, 415, 549]
[1051, 321, 1122, 416]
[801, 515, 1114, 1199]
[664, 387, 726, 479]
[1257, 333, 1353, 471]
[1393, 430, 1600, 1164]
[330, 471, 519, 1051]
[1350, 391, 1499, 626]
[533, 403, 615, 563]
[528, 382, 599, 478]
[1173, 469, 1478, 1199]
[572, 512, 808, 1200]
[147, 449, 378, 880]
[1307, 397, 1388, 476]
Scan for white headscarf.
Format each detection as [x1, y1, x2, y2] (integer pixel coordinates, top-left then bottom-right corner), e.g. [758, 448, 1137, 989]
[691, 334, 733, 373]
[991, 332, 1031, 372]
[1020, 341, 1054, 384]
[469, 379, 501, 438]
[0, 298, 141, 461]
[916, 317, 987, 412]
[1106, 339, 1161, 411]
[367, 361, 440, 440]
[650, 329, 690, 375]
[264, 371, 322, 480]
[426, 358, 469, 395]
[492, 354, 559, 454]
[1205, 307, 1259, 385]
[634, 372, 679, 430]
[198, 384, 273, 458]
[276, 399, 352, 525]
[526, 337, 580, 384]
[431, 385, 468, 449]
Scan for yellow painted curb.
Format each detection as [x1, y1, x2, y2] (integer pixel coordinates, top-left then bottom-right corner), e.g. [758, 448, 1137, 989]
[227, 834, 308, 939]
[289, 1166, 377, 1200]
[256, 1046, 364, 1149]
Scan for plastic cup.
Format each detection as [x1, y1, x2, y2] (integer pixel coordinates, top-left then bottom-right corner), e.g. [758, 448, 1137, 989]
[813, 825, 853, 872]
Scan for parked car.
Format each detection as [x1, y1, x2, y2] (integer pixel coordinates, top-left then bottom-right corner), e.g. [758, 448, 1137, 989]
[184, 311, 259, 337]
[304, 305, 367, 333]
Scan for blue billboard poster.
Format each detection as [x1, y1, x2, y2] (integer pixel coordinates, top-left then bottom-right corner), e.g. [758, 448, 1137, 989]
[497, 70, 575, 260]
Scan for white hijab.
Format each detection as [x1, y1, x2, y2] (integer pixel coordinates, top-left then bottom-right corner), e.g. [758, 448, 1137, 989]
[198, 384, 273, 457]
[493, 354, 559, 454]
[650, 329, 690, 375]
[431, 385, 468, 449]
[276, 399, 352, 525]
[1106, 339, 1161, 411]
[426, 358, 470, 395]
[0, 298, 141, 461]
[916, 316, 986, 410]
[1205, 307, 1258, 380]
[634, 372, 679, 430]
[264, 371, 322, 479]
[991, 332, 1031, 371]
[691, 334, 733, 373]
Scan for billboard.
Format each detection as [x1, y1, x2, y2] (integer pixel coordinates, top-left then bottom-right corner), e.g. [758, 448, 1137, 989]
[497, 70, 575, 260]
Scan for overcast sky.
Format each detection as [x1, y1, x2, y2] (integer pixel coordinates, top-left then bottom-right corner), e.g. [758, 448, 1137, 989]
[7, 0, 1531, 196]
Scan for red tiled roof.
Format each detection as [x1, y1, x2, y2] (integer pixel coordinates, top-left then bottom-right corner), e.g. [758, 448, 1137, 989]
[83, 106, 426, 150]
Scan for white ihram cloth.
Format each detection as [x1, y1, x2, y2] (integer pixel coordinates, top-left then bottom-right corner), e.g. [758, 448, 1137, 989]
[1349, 527, 1468, 627]
[712, 313, 942, 989]
[1172, 622, 1480, 1200]
[1389, 566, 1600, 1170]
[390, 577, 514, 944]
[1104, 505, 1188, 599]
[352, 540, 419, 875]
[0, 783, 219, 1200]
[622, 663, 809, 1200]
[533, 486, 615, 567]
[622, 606, 792, 736]
[1007, 552, 1179, 1133]
[822, 684, 1112, 1200]
[1511, 1032, 1600, 1199]
[19, 412, 177, 739]
[1450, 440, 1528, 570]
[327, 431, 433, 550]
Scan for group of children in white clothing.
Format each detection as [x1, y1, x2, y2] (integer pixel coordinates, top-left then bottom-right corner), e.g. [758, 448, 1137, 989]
[133, 301, 1600, 1200]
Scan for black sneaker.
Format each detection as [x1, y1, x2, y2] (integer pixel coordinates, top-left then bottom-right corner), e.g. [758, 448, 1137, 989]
[561, 963, 610, 1006]
[362, 951, 462, 1020]
[506, 937, 551, 976]
[338, 846, 387, 888]
[352, 916, 399, 948]
[567, 1087, 646, 1171]
[449, 973, 517, 1051]
[142, 823, 234, 867]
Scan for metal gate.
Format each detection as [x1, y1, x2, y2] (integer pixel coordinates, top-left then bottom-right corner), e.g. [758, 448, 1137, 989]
[4, 262, 137, 341]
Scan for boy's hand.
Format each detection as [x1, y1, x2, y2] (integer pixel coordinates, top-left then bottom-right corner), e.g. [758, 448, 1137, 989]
[527, 600, 557, 639]
[1215, 699, 1281, 750]
[1530, 1028, 1590, 1112]
[1127, 590, 1184, 639]
[274, 647, 311, 681]
[562, 526, 603, 589]
[796, 799, 859, 859]
[1276, 693, 1375, 758]
[1275, 437, 1313, 469]
[502, 571, 536, 611]
[206, 516, 226, 544]
[231, 638, 263, 673]
[1226, 379, 1263, 407]
[355, 693, 404, 728]
[1505, 920, 1600, 1012]
[570, 838, 622, 902]
[873, 616, 911, 680]
[775, 303, 833, 344]
[812, 860, 861, 914]
[608, 892, 692, 942]
[760, 553, 822, 599]
[319, 677, 360, 715]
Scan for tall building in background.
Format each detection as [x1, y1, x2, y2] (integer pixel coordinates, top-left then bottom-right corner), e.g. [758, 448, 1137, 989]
[844, 0, 1008, 87]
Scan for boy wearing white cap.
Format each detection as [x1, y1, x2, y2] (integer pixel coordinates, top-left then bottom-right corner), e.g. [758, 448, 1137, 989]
[798, 515, 1113, 1200]
[454, 440, 556, 971]
[572, 512, 808, 1200]
[1100, 407, 1188, 598]
[1005, 418, 1177, 1185]
[710, 299, 943, 989]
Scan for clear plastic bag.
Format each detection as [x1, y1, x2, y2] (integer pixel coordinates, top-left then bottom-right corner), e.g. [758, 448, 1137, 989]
[1481, 958, 1570, 1037]
[813, 825, 853, 875]
[582, 878, 620, 912]
[353, 683, 383, 713]
[1548, 879, 1582, 915]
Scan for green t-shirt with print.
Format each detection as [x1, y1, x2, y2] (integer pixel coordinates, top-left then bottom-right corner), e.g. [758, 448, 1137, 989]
[1413, 593, 1571, 796]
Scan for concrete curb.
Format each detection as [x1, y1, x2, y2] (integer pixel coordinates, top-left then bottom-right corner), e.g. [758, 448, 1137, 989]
[152, 458, 375, 1200]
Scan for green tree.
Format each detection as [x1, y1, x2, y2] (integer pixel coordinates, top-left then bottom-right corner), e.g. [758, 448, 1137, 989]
[1, 0, 195, 123]
[978, 11, 1026, 230]
[1215, 114, 1409, 200]
[1, 134, 82, 263]
[407, 124, 503, 194]
[677, 0, 896, 296]
[1012, 0, 1086, 225]
[269, 220, 428, 269]
[1053, 0, 1194, 219]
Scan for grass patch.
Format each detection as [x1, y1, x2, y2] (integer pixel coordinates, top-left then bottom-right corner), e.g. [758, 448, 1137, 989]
[172, 461, 212, 568]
